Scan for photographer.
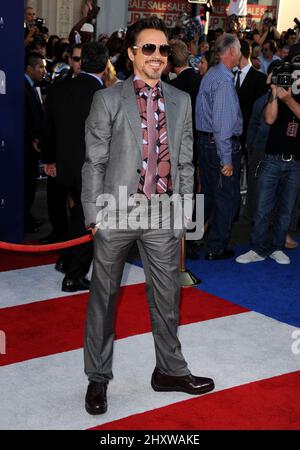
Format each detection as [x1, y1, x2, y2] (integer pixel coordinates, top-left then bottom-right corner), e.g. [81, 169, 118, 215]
[24, 7, 48, 49]
[24, 6, 36, 31]
[258, 40, 281, 75]
[81, 0, 98, 23]
[284, 29, 298, 47]
[236, 44, 300, 265]
[69, 5, 100, 45]
[24, 6, 39, 47]
[253, 15, 281, 47]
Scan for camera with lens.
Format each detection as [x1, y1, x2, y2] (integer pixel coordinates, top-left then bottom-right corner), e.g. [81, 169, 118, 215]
[272, 60, 300, 88]
[294, 18, 300, 30]
[180, 13, 202, 42]
[263, 17, 277, 27]
[34, 17, 46, 31]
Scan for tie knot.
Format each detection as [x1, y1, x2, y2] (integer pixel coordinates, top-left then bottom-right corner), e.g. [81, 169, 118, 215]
[134, 78, 160, 99]
[148, 86, 159, 100]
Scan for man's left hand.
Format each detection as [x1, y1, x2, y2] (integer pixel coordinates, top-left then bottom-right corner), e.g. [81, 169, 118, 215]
[221, 164, 233, 177]
[32, 138, 41, 152]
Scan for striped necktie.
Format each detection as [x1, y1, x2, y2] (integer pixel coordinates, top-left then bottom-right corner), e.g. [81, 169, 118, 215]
[143, 87, 158, 199]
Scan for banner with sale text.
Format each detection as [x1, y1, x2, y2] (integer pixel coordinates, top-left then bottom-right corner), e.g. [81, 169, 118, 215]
[128, 0, 192, 27]
[128, 1, 277, 30]
[209, 3, 277, 30]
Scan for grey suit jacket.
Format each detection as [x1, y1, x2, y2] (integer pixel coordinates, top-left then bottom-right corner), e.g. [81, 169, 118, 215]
[81, 76, 194, 233]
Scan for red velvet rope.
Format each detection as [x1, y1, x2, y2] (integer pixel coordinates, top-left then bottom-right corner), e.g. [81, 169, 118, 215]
[0, 234, 93, 253]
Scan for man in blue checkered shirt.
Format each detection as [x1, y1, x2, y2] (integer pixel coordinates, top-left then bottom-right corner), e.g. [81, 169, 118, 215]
[196, 34, 243, 260]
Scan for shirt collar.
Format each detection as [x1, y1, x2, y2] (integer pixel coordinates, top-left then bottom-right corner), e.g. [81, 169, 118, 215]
[218, 63, 235, 80]
[25, 73, 34, 87]
[176, 67, 192, 76]
[241, 63, 252, 76]
[133, 75, 162, 92]
[81, 71, 104, 86]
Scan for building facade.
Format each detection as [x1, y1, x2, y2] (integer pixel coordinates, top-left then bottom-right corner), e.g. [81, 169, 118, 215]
[25, 0, 298, 38]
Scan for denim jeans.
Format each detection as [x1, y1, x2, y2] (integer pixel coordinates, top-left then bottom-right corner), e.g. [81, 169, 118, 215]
[251, 154, 300, 256]
[197, 134, 242, 254]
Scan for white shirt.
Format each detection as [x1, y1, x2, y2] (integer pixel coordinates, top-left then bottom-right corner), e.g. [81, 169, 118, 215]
[233, 63, 252, 88]
[239, 63, 252, 87]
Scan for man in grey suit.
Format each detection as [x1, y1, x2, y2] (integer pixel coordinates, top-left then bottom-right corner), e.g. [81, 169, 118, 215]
[81, 17, 215, 415]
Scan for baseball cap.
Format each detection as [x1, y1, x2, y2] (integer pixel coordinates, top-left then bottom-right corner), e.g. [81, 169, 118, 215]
[80, 23, 94, 33]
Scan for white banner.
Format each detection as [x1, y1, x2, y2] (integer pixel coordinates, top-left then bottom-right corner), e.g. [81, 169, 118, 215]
[227, 0, 247, 17]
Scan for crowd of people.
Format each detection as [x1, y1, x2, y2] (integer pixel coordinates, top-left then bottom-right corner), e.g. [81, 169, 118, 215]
[24, 3, 300, 288]
[23, 3, 300, 417]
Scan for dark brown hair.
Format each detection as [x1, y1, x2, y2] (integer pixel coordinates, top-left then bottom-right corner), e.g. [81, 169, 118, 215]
[125, 16, 168, 50]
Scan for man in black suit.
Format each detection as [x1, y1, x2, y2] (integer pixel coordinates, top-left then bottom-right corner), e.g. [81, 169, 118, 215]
[42, 42, 109, 292]
[40, 44, 83, 245]
[235, 39, 268, 153]
[25, 52, 46, 232]
[169, 39, 201, 129]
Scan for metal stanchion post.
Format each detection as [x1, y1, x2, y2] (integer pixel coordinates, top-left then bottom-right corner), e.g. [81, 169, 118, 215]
[188, 0, 212, 41]
[204, 9, 210, 41]
[180, 237, 201, 288]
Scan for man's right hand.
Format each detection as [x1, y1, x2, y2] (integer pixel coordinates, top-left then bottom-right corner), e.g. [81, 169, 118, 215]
[91, 227, 99, 236]
[87, 224, 99, 236]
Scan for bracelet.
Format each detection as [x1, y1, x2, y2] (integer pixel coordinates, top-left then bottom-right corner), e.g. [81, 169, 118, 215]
[269, 94, 278, 103]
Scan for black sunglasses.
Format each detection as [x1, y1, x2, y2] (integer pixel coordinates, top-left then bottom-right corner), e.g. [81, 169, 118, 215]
[72, 56, 81, 62]
[132, 43, 171, 57]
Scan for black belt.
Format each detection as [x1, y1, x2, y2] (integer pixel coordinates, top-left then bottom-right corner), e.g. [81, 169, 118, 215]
[198, 131, 239, 141]
[266, 153, 300, 162]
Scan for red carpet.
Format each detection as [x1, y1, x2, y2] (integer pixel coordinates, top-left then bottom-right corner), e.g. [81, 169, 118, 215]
[0, 249, 58, 272]
[91, 371, 300, 430]
[1, 254, 298, 430]
[0, 285, 247, 366]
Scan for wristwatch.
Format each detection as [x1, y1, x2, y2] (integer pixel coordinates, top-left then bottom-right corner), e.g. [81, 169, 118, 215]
[269, 94, 278, 103]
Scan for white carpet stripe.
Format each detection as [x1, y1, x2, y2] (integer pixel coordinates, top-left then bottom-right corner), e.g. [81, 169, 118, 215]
[0, 312, 299, 430]
[0, 263, 145, 309]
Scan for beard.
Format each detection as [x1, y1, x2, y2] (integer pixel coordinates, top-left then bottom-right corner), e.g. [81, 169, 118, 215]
[143, 60, 166, 80]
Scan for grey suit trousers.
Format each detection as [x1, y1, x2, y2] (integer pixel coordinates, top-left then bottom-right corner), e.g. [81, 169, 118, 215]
[84, 226, 190, 384]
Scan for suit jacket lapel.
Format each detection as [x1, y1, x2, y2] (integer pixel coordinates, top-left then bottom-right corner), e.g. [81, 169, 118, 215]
[26, 78, 44, 115]
[239, 67, 253, 95]
[121, 77, 143, 152]
[121, 77, 178, 174]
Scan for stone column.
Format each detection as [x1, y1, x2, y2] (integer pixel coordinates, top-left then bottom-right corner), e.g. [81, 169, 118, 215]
[26, 0, 82, 37]
[96, 0, 128, 38]
[56, 0, 74, 38]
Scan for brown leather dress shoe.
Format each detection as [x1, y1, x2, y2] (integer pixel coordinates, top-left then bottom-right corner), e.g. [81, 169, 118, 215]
[285, 234, 298, 249]
[85, 381, 108, 415]
[151, 368, 215, 395]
